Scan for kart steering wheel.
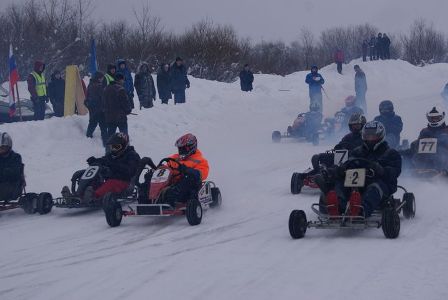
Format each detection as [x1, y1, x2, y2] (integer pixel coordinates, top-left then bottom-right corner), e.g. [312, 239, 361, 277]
[341, 157, 377, 169]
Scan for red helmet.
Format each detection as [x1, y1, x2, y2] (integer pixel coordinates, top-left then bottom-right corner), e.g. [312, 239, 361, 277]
[345, 95, 356, 107]
[175, 133, 197, 159]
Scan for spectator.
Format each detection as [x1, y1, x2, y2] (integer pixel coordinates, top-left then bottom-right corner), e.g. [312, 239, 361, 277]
[376, 33, 384, 60]
[383, 33, 391, 59]
[334, 49, 345, 74]
[239, 64, 254, 91]
[354, 65, 367, 113]
[47, 70, 65, 117]
[441, 83, 448, 107]
[362, 40, 369, 62]
[116, 59, 135, 110]
[369, 35, 376, 61]
[85, 72, 107, 145]
[157, 63, 172, 104]
[102, 64, 116, 88]
[305, 65, 325, 112]
[170, 57, 190, 104]
[103, 73, 131, 138]
[27, 60, 48, 121]
[134, 62, 156, 109]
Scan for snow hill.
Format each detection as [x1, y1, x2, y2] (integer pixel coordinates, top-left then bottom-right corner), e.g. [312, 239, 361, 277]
[1, 59, 448, 300]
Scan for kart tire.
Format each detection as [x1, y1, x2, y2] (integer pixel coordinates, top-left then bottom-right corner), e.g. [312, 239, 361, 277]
[402, 192, 416, 219]
[20, 193, 38, 214]
[319, 193, 327, 214]
[37, 192, 53, 215]
[289, 210, 307, 239]
[210, 187, 222, 208]
[272, 131, 281, 143]
[186, 198, 202, 226]
[312, 133, 319, 146]
[103, 193, 123, 228]
[290, 173, 303, 195]
[382, 206, 400, 239]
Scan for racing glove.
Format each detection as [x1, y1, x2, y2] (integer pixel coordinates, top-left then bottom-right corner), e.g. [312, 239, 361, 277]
[87, 156, 97, 165]
[336, 165, 347, 178]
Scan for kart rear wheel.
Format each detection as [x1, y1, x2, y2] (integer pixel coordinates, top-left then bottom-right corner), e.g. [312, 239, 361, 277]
[290, 173, 303, 195]
[402, 192, 416, 219]
[186, 198, 202, 226]
[272, 131, 281, 143]
[289, 210, 307, 239]
[103, 193, 123, 227]
[210, 187, 222, 208]
[382, 207, 400, 239]
[20, 193, 38, 214]
[37, 192, 53, 215]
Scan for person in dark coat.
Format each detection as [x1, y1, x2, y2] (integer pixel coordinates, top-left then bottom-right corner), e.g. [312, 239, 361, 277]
[157, 63, 172, 104]
[374, 100, 403, 149]
[102, 64, 116, 88]
[0, 132, 24, 201]
[47, 70, 65, 117]
[334, 49, 345, 74]
[85, 72, 108, 145]
[441, 83, 448, 108]
[305, 65, 325, 112]
[170, 57, 190, 104]
[383, 34, 391, 59]
[331, 121, 401, 217]
[362, 40, 369, 62]
[376, 33, 384, 60]
[354, 65, 367, 113]
[27, 60, 48, 121]
[134, 63, 156, 109]
[103, 73, 131, 139]
[116, 59, 135, 110]
[369, 35, 376, 61]
[239, 64, 254, 92]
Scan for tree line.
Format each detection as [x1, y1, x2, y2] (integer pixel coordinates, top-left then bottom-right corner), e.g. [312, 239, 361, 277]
[0, 0, 447, 83]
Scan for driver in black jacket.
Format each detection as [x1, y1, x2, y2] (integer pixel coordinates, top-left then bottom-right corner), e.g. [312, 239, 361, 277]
[328, 121, 402, 217]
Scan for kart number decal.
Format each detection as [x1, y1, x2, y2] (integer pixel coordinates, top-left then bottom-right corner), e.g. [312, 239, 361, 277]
[334, 149, 349, 165]
[151, 169, 171, 183]
[81, 166, 99, 180]
[344, 168, 366, 187]
[418, 138, 437, 154]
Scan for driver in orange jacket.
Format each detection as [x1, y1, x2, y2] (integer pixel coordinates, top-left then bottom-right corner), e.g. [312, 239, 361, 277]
[165, 133, 209, 206]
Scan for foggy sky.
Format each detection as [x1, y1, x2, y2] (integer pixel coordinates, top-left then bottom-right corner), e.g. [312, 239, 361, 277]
[1, 0, 447, 41]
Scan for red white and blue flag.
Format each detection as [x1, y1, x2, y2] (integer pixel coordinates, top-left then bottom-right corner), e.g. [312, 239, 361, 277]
[8, 44, 20, 117]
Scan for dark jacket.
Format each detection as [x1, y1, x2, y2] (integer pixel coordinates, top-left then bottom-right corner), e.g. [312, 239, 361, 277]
[48, 72, 65, 117]
[239, 69, 254, 92]
[351, 141, 402, 193]
[305, 71, 324, 95]
[383, 35, 391, 48]
[134, 63, 156, 107]
[334, 132, 363, 151]
[27, 61, 46, 99]
[85, 79, 104, 115]
[170, 63, 190, 91]
[116, 59, 134, 97]
[374, 113, 403, 147]
[355, 70, 367, 93]
[0, 151, 24, 183]
[418, 124, 448, 139]
[103, 82, 131, 123]
[157, 67, 172, 101]
[101, 146, 140, 182]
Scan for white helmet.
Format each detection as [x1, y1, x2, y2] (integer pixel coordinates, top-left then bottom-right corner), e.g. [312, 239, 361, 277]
[0, 132, 12, 149]
[426, 106, 445, 128]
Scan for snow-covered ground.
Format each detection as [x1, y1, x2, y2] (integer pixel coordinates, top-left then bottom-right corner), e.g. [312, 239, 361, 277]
[1, 59, 447, 300]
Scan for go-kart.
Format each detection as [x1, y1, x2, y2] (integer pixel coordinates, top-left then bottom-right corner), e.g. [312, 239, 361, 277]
[288, 158, 416, 239]
[272, 113, 321, 145]
[53, 163, 137, 209]
[321, 111, 347, 140]
[103, 158, 222, 227]
[291, 149, 349, 194]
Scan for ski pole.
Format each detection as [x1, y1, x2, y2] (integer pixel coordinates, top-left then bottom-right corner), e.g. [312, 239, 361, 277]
[321, 86, 331, 101]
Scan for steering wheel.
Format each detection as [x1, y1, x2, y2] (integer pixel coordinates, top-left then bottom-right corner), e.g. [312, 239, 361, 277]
[341, 157, 378, 172]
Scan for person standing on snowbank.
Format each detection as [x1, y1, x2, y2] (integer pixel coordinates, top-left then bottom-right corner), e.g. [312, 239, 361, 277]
[305, 65, 325, 112]
[362, 40, 369, 62]
[134, 62, 156, 109]
[85, 72, 108, 145]
[116, 59, 135, 110]
[354, 65, 367, 113]
[334, 49, 345, 74]
[440, 83, 448, 108]
[27, 61, 48, 120]
[47, 70, 65, 117]
[103, 73, 131, 139]
[239, 64, 254, 92]
[170, 57, 190, 104]
[157, 63, 172, 104]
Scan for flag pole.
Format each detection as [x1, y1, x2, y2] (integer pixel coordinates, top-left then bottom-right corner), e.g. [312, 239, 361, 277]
[15, 83, 23, 121]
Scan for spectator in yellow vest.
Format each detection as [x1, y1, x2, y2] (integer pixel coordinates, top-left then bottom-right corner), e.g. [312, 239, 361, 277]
[27, 61, 48, 120]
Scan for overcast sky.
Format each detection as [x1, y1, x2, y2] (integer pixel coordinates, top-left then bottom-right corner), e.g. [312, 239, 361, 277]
[1, 0, 448, 42]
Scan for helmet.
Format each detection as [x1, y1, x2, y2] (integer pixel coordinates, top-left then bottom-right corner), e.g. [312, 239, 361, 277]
[310, 102, 321, 112]
[426, 106, 445, 128]
[106, 132, 129, 157]
[0, 132, 12, 155]
[379, 100, 394, 115]
[175, 133, 198, 159]
[362, 121, 386, 150]
[345, 95, 356, 107]
[348, 113, 367, 133]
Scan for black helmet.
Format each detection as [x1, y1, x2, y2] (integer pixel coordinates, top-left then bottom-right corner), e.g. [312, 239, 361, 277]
[348, 113, 367, 133]
[362, 121, 386, 151]
[0, 132, 12, 155]
[379, 100, 394, 115]
[107, 132, 129, 157]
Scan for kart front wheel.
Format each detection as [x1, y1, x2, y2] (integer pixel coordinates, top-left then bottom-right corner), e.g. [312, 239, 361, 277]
[103, 193, 123, 228]
[289, 210, 307, 239]
[272, 131, 281, 143]
[186, 198, 202, 226]
[37, 192, 53, 215]
[382, 207, 400, 239]
[210, 187, 222, 208]
[402, 192, 416, 219]
[290, 173, 303, 195]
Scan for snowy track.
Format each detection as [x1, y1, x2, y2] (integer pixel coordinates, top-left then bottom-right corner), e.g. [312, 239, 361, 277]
[1, 60, 448, 300]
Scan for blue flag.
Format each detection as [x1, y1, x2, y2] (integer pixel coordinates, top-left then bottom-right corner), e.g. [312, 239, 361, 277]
[89, 39, 98, 76]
